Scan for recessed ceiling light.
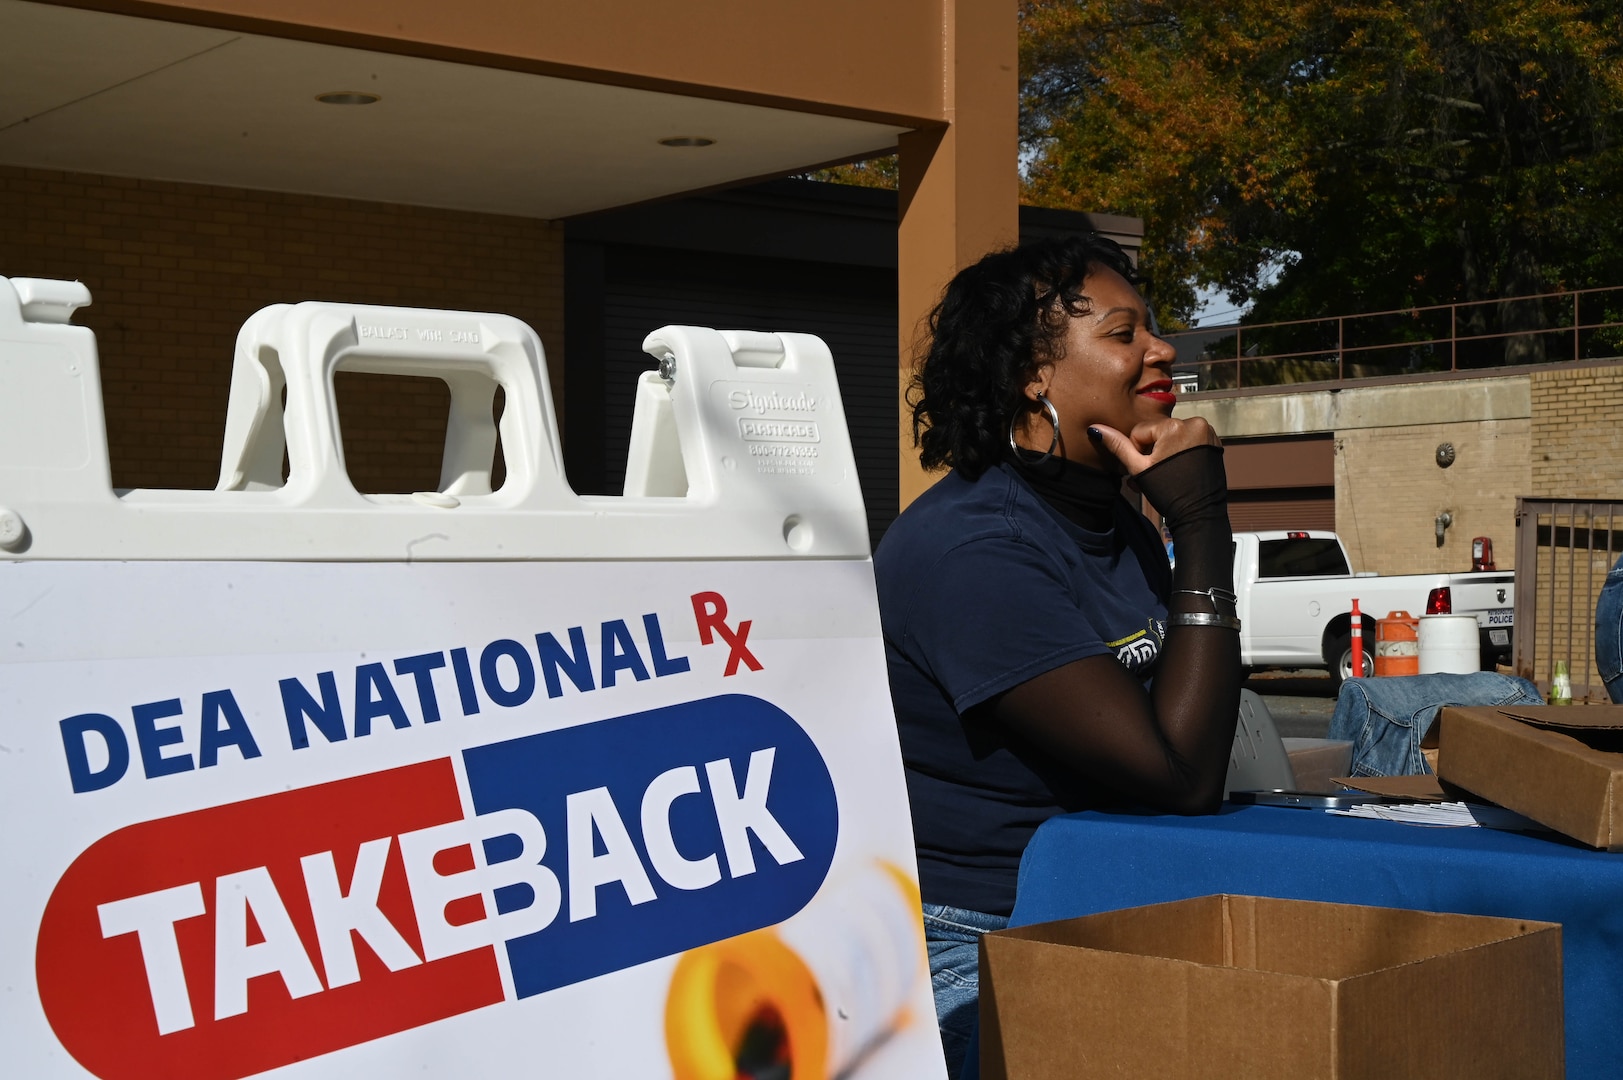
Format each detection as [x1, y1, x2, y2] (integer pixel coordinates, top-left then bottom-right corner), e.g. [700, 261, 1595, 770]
[658, 136, 715, 147]
[316, 91, 380, 106]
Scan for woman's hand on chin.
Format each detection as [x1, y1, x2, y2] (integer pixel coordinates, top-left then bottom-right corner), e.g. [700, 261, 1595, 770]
[1086, 417, 1221, 478]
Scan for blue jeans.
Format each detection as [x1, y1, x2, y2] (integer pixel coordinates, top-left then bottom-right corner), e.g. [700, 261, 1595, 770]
[922, 901, 1008, 1080]
[1329, 672, 1545, 776]
[1597, 555, 1623, 704]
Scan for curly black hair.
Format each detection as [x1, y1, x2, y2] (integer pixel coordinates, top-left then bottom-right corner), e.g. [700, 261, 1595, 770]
[909, 233, 1140, 479]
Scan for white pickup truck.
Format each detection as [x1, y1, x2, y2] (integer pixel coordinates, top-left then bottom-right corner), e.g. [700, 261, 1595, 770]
[1231, 530, 1515, 687]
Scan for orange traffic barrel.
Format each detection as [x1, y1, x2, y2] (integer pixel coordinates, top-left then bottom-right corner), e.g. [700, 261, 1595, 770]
[1375, 611, 1420, 676]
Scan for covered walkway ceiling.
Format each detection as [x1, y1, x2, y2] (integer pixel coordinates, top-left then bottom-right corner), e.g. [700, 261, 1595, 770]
[0, 0, 910, 218]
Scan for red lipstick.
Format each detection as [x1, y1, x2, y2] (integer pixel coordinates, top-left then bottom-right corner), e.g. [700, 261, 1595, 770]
[1137, 380, 1177, 405]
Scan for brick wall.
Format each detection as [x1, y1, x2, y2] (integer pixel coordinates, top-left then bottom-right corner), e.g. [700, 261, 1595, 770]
[1334, 419, 1531, 575]
[1530, 363, 1623, 499]
[1524, 364, 1623, 688]
[0, 166, 565, 493]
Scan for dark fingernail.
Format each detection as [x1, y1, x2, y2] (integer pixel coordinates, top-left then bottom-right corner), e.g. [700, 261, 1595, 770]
[1087, 427, 1102, 441]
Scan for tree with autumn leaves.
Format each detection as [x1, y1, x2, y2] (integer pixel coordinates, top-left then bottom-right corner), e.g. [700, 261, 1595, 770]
[818, 1, 1622, 332]
[1019, 0, 1623, 327]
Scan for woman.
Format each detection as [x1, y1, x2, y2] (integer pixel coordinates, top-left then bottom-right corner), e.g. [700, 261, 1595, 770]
[874, 234, 1242, 1076]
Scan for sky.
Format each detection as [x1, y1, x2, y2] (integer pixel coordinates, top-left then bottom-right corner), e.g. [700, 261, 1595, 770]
[1189, 284, 1248, 327]
[1186, 254, 1293, 327]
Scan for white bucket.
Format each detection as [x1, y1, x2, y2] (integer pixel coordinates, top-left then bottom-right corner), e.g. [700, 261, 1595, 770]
[1418, 614, 1480, 674]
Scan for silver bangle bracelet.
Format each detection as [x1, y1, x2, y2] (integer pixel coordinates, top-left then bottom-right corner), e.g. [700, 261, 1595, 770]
[1166, 611, 1242, 631]
[1171, 586, 1239, 608]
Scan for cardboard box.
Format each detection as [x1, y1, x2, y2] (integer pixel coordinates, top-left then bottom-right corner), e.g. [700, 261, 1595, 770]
[1337, 773, 1449, 800]
[1439, 704, 1623, 849]
[1282, 737, 1353, 792]
[979, 894, 1561, 1080]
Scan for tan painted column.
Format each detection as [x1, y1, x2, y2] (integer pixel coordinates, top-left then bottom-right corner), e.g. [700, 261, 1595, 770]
[897, 0, 1019, 511]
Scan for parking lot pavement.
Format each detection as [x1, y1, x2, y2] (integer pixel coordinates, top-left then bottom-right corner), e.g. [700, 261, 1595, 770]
[1246, 669, 1337, 739]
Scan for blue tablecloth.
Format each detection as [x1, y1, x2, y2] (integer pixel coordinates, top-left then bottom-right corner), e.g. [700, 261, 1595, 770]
[1007, 805, 1623, 1079]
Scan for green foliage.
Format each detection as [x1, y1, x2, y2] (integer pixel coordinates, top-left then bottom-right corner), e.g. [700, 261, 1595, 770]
[801, 156, 899, 189]
[1020, 0, 1623, 325]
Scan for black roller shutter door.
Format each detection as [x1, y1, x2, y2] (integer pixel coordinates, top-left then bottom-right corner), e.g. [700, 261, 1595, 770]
[1227, 490, 1337, 532]
[1222, 435, 1336, 532]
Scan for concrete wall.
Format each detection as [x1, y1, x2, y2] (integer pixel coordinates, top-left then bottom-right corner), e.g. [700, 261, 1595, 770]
[0, 165, 564, 493]
[1183, 376, 1531, 574]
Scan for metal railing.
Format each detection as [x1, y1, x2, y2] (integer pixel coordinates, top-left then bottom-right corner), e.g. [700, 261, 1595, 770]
[1512, 498, 1623, 703]
[1170, 286, 1623, 392]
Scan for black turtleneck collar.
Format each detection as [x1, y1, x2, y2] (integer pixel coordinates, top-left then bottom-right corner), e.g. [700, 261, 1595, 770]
[1006, 452, 1124, 532]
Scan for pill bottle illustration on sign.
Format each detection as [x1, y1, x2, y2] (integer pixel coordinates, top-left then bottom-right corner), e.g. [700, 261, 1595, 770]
[665, 861, 925, 1079]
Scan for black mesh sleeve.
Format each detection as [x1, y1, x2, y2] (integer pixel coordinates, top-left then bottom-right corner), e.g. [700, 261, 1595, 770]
[990, 444, 1243, 813]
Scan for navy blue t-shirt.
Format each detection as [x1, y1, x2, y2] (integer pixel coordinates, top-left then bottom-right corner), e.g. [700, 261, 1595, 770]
[875, 462, 1170, 916]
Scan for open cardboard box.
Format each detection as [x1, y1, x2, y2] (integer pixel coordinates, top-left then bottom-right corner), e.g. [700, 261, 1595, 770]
[979, 894, 1562, 1080]
[1437, 704, 1623, 849]
[1282, 737, 1353, 793]
[1336, 773, 1450, 801]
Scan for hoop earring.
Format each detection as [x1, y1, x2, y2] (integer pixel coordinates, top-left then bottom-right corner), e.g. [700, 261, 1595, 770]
[1007, 392, 1062, 465]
